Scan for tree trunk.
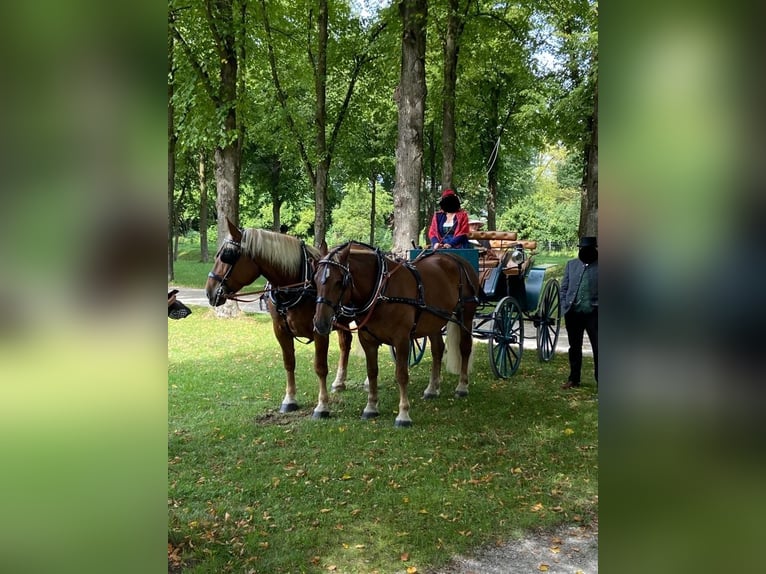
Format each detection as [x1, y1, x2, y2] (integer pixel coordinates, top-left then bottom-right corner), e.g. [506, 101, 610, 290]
[199, 150, 209, 262]
[579, 79, 598, 237]
[369, 175, 377, 245]
[168, 23, 175, 282]
[440, 0, 466, 192]
[392, 0, 428, 257]
[214, 13, 240, 249]
[311, 0, 330, 248]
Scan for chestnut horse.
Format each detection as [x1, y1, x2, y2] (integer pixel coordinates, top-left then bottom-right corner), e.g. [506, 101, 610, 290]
[205, 219, 353, 416]
[313, 243, 481, 427]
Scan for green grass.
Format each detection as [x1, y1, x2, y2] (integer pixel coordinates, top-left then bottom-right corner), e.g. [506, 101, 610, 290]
[171, 237, 218, 288]
[169, 308, 598, 573]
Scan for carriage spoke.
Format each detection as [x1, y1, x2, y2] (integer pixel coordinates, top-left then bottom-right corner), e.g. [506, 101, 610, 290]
[489, 296, 523, 379]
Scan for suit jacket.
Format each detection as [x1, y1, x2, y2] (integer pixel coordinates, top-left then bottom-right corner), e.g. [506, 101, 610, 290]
[560, 258, 598, 315]
[428, 210, 469, 248]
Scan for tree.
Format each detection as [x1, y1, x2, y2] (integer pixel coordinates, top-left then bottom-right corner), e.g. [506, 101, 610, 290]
[546, 0, 598, 237]
[436, 0, 471, 192]
[392, 0, 428, 256]
[170, 0, 247, 247]
[259, 0, 387, 248]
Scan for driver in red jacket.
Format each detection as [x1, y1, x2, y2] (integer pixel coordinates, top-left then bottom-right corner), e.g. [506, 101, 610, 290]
[428, 189, 470, 249]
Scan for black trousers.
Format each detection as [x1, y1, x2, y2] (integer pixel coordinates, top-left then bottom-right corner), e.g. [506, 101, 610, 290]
[564, 309, 598, 384]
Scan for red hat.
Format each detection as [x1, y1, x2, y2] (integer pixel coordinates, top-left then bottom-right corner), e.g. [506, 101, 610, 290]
[441, 189, 456, 199]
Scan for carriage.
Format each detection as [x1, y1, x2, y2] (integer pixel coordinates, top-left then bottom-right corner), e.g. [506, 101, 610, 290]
[404, 230, 561, 379]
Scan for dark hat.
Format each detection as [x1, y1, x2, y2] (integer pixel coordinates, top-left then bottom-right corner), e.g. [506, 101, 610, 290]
[578, 236, 597, 248]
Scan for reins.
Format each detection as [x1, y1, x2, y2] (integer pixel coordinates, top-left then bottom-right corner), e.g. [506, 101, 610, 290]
[223, 280, 312, 303]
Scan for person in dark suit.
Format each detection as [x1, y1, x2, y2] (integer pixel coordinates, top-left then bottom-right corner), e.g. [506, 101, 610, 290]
[560, 236, 598, 389]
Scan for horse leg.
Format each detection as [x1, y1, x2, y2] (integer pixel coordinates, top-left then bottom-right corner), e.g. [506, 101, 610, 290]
[423, 333, 444, 399]
[312, 334, 332, 419]
[454, 320, 474, 397]
[331, 329, 351, 392]
[275, 326, 300, 413]
[359, 336, 380, 420]
[393, 339, 412, 427]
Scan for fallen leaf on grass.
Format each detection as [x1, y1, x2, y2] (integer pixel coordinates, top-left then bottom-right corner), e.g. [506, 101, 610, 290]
[400, 552, 410, 561]
[538, 564, 549, 571]
[406, 567, 418, 574]
[530, 503, 544, 512]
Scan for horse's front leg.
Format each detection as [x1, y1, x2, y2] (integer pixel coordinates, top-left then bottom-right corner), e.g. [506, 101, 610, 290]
[359, 335, 380, 420]
[312, 333, 332, 419]
[423, 333, 444, 399]
[393, 339, 412, 427]
[274, 320, 300, 413]
[331, 329, 352, 392]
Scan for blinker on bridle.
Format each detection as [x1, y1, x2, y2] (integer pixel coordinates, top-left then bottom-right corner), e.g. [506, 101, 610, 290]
[315, 257, 352, 316]
[208, 238, 242, 302]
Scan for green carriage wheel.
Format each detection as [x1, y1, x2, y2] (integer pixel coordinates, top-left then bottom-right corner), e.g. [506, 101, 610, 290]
[536, 279, 561, 362]
[390, 336, 428, 367]
[488, 296, 524, 379]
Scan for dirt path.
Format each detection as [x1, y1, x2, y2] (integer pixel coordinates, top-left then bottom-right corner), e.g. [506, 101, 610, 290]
[423, 520, 598, 574]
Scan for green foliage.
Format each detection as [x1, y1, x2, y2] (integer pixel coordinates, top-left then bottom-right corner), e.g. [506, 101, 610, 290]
[497, 146, 581, 247]
[169, 310, 598, 573]
[327, 181, 393, 249]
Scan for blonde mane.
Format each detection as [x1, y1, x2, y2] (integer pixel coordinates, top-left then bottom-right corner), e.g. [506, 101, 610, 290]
[240, 228, 320, 276]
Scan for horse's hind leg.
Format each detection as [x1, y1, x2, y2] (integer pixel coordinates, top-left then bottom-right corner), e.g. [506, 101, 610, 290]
[312, 334, 332, 419]
[331, 330, 352, 392]
[392, 339, 413, 427]
[423, 333, 444, 399]
[359, 335, 380, 420]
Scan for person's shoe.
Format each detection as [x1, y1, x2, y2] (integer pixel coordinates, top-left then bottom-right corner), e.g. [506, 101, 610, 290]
[561, 380, 580, 389]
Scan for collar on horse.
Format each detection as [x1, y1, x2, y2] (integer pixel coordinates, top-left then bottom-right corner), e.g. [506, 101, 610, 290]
[268, 242, 317, 313]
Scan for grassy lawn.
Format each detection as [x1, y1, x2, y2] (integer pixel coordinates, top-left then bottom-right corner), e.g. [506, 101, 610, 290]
[168, 307, 598, 573]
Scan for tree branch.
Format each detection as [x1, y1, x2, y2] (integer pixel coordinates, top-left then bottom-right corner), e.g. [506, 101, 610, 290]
[259, 0, 315, 185]
[170, 22, 220, 106]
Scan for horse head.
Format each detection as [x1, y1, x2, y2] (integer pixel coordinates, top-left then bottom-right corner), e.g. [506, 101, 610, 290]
[205, 218, 262, 306]
[313, 243, 353, 335]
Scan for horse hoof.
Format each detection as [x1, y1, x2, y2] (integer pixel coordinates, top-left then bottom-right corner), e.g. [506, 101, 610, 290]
[361, 411, 379, 420]
[331, 384, 347, 393]
[422, 392, 439, 400]
[280, 403, 300, 413]
[312, 411, 331, 419]
[394, 419, 412, 428]
[454, 390, 468, 398]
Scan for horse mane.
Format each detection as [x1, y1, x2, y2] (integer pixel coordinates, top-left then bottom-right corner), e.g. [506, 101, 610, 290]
[240, 228, 320, 276]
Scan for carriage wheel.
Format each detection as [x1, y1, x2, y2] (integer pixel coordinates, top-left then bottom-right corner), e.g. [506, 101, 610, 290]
[488, 296, 524, 379]
[536, 279, 561, 362]
[390, 337, 428, 367]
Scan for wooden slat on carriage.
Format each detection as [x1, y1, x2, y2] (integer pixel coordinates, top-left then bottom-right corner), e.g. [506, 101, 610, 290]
[407, 230, 562, 379]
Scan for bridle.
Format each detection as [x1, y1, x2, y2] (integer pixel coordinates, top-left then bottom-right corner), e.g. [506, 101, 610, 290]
[314, 243, 388, 325]
[314, 257, 353, 318]
[207, 238, 242, 305]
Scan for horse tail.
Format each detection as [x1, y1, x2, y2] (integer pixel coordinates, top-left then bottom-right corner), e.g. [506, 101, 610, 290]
[444, 320, 474, 375]
[350, 324, 366, 357]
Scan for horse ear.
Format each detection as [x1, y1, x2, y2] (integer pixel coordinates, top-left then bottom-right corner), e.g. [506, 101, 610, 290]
[338, 243, 352, 263]
[319, 240, 328, 257]
[227, 218, 242, 241]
